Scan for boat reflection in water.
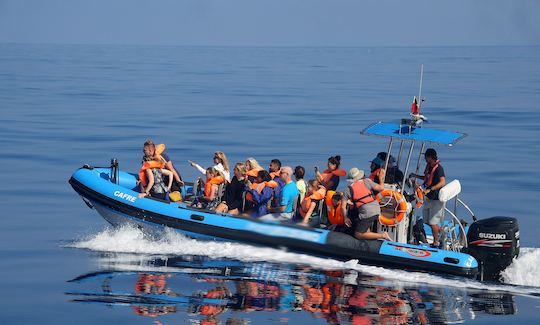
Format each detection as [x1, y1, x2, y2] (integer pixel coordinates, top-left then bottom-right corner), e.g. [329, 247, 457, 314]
[67, 254, 516, 324]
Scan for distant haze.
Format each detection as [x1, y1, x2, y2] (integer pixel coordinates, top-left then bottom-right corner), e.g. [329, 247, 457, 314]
[1, 0, 539, 46]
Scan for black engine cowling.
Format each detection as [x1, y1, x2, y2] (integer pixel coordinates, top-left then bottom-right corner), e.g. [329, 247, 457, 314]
[465, 216, 519, 281]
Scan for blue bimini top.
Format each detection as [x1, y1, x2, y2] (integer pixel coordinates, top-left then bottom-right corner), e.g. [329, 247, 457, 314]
[361, 122, 466, 146]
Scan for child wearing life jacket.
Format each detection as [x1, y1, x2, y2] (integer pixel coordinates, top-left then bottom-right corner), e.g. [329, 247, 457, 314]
[299, 180, 327, 227]
[244, 170, 275, 217]
[138, 155, 174, 201]
[193, 167, 225, 210]
[315, 155, 347, 191]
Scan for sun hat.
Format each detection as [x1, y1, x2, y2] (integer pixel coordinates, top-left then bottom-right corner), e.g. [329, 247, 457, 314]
[347, 167, 365, 181]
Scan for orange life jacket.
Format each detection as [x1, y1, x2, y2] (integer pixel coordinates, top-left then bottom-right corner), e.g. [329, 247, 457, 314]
[321, 168, 347, 188]
[349, 180, 375, 208]
[423, 160, 440, 188]
[269, 170, 280, 179]
[245, 180, 278, 202]
[138, 160, 165, 187]
[369, 168, 381, 182]
[300, 186, 326, 218]
[246, 167, 264, 178]
[325, 190, 345, 225]
[204, 176, 224, 197]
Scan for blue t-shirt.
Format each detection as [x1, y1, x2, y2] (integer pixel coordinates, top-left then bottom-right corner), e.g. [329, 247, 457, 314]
[280, 181, 299, 213]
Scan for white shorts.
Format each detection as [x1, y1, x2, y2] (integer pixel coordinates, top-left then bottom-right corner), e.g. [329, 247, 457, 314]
[423, 198, 444, 226]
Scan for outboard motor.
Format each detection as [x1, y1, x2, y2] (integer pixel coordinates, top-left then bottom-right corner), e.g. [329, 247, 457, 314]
[465, 216, 519, 281]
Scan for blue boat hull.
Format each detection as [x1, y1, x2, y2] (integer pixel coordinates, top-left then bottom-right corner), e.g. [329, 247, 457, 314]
[69, 167, 478, 278]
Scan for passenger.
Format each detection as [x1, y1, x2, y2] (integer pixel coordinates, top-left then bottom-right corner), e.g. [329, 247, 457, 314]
[342, 167, 391, 241]
[138, 155, 174, 201]
[189, 151, 231, 183]
[244, 170, 275, 217]
[369, 152, 404, 185]
[294, 166, 307, 203]
[410, 148, 446, 247]
[260, 166, 299, 222]
[268, 159, 285, 208]
[194, 167, 225, 210]
[215, 163, 247, 214]
[325, 190, 345, 226]
[299, 180, 327, 227]
[315, 155, 346, 191]
[245, 157, 264, 182]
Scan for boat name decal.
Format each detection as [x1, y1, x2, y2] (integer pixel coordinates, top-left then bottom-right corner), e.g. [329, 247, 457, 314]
[393, 246, 431, 258]
[113, 190, 137, 203]
[478, 232, 506, 240]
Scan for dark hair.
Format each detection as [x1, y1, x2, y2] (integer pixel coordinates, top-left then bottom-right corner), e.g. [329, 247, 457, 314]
[425, 148, 438, 159]
[377, 152, 387, 160]
[257, 170, 272, 182]
[143, 139, 155, 147]
[328, 155, 341, 168]
[270, 159, 282, 169]
[294, 166, 305, 179]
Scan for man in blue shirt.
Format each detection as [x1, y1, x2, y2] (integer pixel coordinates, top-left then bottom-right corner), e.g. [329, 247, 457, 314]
[260, 166, 299, 222]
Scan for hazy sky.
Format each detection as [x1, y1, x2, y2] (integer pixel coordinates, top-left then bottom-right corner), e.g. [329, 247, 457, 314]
[1, 0, 539, 46]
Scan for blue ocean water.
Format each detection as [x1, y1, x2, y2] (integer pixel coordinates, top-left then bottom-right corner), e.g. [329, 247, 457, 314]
[1, 44, 540, 324]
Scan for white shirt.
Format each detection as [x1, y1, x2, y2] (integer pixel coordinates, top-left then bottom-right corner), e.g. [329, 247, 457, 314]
[193, 162, 231, 182]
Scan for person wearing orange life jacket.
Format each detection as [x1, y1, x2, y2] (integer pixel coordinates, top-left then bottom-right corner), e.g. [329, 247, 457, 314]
[260, 166, 299, 222]
[342, 168, 391, 241]
[139, 156, 173, 201]
[268, 159, 285, 208]
[369, 152, 404, 185]
[244, 170, 275, 217]
[299, 180, 327, 227]
[315, 155, 346, 191]
[325, 190, 345, 227]
[193, 167, 225, 209]
[410, 148, 446, 247]
[245, 157, 264, 182]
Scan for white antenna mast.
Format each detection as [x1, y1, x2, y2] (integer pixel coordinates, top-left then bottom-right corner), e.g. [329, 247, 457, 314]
[418, 64, 424, 109]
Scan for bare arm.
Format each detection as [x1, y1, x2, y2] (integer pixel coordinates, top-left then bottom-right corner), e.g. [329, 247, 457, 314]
[161, 169, 174, 191]
[301, 201, 317, 225]
[165, 161, 184, 185]
[425, 176, 446, 195]
[341, 198, 351, 227]
[139, 169, 155, 198]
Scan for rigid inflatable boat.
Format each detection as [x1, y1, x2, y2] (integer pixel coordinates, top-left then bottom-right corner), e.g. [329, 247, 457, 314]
[68, 79, 520, 280]
[69, 165, 478, 277]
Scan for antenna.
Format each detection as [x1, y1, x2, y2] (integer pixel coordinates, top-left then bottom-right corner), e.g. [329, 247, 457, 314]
[418, 64, 424, 109]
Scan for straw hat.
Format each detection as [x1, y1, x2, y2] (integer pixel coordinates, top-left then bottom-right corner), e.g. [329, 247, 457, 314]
[347, 167, 365, 181]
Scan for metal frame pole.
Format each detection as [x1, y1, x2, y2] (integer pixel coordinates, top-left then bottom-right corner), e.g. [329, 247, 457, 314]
[401, 141, 415, 192]
[384, 139, 394, 177]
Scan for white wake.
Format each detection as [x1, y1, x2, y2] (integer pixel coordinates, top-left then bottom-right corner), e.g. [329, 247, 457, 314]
[68, 225, 540, 296]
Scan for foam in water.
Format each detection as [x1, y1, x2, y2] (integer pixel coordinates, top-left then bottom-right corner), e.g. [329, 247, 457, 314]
[501, 248, 540, 287]
[68, 225, 540, 295]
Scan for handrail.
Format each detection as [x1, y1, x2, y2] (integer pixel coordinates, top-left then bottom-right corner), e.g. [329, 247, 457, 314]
[443, 207, 468, 249]
[456, 197, 477, 222]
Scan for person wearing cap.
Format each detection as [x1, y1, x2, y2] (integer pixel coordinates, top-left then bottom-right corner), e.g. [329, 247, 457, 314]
[341, 167, 391, 241]
[369, 152, 404, 185]
[410, 148, 446, 247]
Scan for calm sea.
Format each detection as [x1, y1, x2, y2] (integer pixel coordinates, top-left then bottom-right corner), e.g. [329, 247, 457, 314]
[1, 44, 539, 324]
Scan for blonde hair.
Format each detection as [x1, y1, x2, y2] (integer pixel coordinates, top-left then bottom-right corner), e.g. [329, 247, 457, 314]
[214, 151, 230, 172]
[245, 157, 262, 171]
[234, 162, 247, 177]
[206, 166, 224, 179]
